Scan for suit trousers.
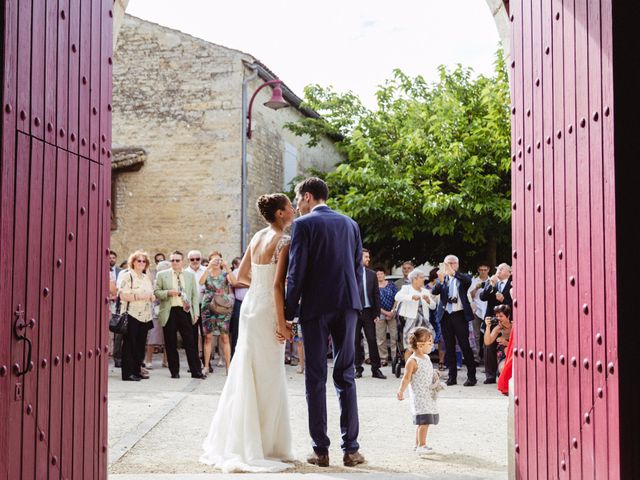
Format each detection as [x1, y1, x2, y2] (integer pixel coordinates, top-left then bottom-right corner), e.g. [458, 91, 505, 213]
[121, 315, 148, 379]
[484, 340, 498, 380]
[355, 307, 381, 371]
[441, 310, 476, 381]
[163, 307, 202, 377]
[472, 314, 484, 362]
[301, 309, 360, 455]
[192, 315, 203, 358]
[375, 315, 397, 361]
[113, 333, 123, 363]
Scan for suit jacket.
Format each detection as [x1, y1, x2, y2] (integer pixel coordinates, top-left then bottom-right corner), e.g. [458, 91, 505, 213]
[285, 205, 363, 320]
[359, 267, 381, 316]
[479, 276, 512, 318]
[432, 271, 474, 322]
[154, 269, 200, 326]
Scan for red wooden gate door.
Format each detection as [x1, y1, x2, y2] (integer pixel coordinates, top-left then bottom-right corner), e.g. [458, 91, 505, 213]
[510, 0, 619, 478]
[0, 1, 112, 478]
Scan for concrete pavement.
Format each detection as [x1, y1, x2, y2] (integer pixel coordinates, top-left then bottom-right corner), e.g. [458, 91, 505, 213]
[108, 353, 507, 479]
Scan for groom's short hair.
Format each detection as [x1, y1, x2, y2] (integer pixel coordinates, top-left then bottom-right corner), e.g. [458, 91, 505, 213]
[295, 177, 328, 201]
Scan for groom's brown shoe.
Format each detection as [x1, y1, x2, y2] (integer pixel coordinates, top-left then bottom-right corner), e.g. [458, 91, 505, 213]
[343, 450, 365, 467]
[307, 452, 329, 467]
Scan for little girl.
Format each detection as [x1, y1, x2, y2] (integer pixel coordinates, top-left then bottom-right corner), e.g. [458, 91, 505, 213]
[397, 326, 442, 455]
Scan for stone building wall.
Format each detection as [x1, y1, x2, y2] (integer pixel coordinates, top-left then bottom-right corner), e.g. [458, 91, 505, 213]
[111, 15, 343, 261]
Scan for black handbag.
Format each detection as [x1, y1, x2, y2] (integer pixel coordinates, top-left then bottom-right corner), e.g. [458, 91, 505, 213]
[109, 273, 132, 335]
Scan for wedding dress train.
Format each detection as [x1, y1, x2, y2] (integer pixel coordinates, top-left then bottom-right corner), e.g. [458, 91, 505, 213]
[200, 260, 293, 473]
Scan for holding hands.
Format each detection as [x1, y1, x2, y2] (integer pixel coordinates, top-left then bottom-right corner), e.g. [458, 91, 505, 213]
[275, 321, 293, 343]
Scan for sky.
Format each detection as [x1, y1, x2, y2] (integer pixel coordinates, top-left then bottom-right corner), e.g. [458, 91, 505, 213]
[126, 0, 501, 108]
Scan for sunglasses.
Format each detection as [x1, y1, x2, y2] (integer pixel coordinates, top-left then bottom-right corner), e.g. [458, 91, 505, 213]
[170, 259, 182, 263]
[189, 258, 201, 262]
[135, 259, 146, 264]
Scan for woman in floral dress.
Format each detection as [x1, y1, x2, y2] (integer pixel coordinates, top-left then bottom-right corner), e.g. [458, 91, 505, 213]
[200, 251, 234, 374]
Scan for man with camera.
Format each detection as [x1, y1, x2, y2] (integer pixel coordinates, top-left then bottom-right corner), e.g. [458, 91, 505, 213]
[479, 263, 512, 383]
[432, 255, 477, 386]
[468, 262, 491, 364]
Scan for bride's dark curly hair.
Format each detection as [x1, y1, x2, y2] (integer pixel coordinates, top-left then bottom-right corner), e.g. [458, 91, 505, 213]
[256, 193, 289, 223]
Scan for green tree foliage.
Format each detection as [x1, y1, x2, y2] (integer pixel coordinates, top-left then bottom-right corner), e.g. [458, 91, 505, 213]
[286, 51, 511, 270]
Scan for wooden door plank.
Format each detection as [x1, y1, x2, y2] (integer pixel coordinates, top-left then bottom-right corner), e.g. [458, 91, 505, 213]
[67, 0, 80, 154]
[541, 1, 558, 477]
[0, 1, 19, 474]
[522, 1, 539, 478]
[56, 0, 69, 150]
[511, 1, 529, 478]
[78, 0, 91, 159]
[34, 142, 57, 480]
[60, 151, 78, 479]
[585, 2, 607, 478]
[562, 2, 583, 477]
[90, 0, 102, 163]
[98, 165, 110, 480]
[72, 157, 90, 480]
[574, 1, 595, 477]
[48, 148, 68, 480]
[552, 0, 570, 476]
[10, 133, 32, 480]
[83, 161, 100, 480]
[100, 0, 113, 166]
[44, 0, 59, 145]
[531, 0, 549, 475]
[16, 0, 32, 134]
[599, 1, 619, 478]
[22, 138, 45, 480]
[30, 0, 46, 140]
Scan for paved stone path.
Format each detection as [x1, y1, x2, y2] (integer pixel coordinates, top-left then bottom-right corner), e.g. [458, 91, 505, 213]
[108, 354, 507, 479]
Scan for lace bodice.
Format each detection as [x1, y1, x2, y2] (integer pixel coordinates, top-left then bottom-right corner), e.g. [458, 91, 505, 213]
[249, 235, 291, 300]
[271, 235, 291, 264]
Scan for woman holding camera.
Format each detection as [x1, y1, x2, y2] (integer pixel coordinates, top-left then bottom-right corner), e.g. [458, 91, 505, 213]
[395, 269, 437, 361]
[200, 251, 234, 374]
[483, 304, 512, 384]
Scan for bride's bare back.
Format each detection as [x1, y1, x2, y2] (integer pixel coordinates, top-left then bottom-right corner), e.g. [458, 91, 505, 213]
[250, 227, 287, 265]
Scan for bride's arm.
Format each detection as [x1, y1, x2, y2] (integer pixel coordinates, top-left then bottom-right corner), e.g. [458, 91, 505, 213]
[234, 247, 252, 287]
[274, 243, 292, 342]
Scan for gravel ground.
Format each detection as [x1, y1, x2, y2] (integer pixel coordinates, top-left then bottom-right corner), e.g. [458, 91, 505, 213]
[108, 354, 508, 479]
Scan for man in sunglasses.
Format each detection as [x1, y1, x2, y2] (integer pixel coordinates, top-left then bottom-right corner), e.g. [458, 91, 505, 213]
[154, 251, 204, 379]
[186, 250, 207, 367]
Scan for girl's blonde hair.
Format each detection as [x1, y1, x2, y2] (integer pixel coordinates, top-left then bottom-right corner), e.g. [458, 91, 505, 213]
[408, 326, 433, 350]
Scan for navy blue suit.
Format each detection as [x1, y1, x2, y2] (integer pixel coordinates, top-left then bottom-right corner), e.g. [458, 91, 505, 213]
[286, 204, 363, 455]
[432, 272, 477, 382]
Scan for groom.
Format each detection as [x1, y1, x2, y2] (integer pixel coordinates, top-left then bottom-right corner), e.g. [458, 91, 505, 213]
[285, 177, 366, 468]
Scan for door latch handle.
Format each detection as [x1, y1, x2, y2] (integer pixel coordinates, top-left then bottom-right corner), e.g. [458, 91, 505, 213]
[13, 304, 33, 377]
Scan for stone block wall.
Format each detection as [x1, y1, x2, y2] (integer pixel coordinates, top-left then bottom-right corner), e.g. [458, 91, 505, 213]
[111, 15, 343, 261]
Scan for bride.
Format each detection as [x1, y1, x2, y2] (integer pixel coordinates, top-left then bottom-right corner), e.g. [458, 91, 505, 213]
[200, 193, 296, 473]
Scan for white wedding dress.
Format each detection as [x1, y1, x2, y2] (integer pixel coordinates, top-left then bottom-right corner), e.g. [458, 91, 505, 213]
[200, 240, 294, 473]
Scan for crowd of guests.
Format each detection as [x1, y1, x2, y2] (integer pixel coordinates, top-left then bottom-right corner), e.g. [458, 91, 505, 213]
[356, 252, 514, 393]
[109, 249, 246, 381]
[109, 245, 514, 393]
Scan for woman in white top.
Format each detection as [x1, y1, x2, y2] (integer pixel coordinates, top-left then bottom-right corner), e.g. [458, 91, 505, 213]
[394, 269, 436, 361]
[119, 250, 155, 381]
